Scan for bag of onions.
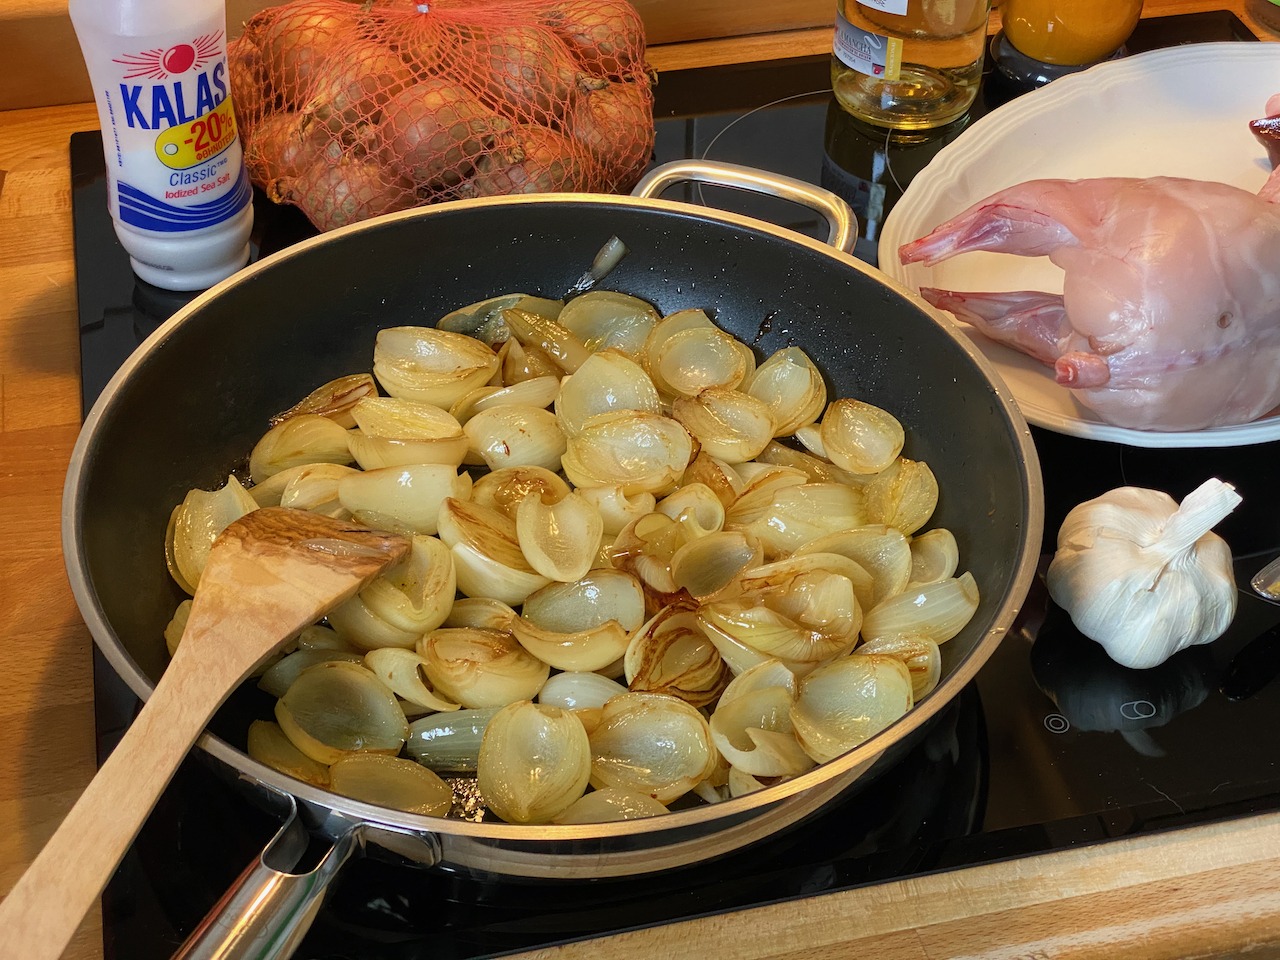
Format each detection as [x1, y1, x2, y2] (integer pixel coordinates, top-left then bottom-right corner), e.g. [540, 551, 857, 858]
[229, 0, 655, 231]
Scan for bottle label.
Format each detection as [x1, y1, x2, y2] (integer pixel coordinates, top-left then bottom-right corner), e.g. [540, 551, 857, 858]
[857, 0, 908, 16]
[89, 28, 251, 234]
[834, 6, 903, 81]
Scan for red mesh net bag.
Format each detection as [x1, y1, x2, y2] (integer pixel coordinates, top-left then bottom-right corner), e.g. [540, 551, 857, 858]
[228, 0, 655, 231]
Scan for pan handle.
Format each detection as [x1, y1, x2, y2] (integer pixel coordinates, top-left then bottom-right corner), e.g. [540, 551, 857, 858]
[630, 159, 859, 254]
[171, 795, 361, 960]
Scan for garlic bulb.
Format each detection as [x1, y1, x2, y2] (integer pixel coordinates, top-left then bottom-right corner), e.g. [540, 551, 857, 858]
[1046, 478, 1241, 670]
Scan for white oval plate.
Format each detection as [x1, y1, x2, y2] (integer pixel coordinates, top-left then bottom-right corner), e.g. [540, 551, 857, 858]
[879, 42, 1280, 448]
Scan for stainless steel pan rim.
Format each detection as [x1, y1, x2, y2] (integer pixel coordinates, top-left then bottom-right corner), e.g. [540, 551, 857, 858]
[62, 184, 1044, 851]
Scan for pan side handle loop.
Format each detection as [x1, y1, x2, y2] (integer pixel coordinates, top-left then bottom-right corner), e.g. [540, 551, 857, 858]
[171, 796, 362, 960]
[630, 159, 859, 254]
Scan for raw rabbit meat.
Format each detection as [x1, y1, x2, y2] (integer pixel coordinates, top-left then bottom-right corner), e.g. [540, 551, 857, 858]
[898, 176, 1280, 432]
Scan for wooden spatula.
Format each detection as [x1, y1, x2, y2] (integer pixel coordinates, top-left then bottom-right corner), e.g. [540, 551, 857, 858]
[0, 506, 410, 960]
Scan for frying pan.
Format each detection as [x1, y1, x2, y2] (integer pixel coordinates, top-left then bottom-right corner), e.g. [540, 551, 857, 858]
[63, 161, 1043, 957]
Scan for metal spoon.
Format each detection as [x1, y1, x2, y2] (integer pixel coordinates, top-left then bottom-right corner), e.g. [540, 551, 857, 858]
[1251, 554, 1280, 603]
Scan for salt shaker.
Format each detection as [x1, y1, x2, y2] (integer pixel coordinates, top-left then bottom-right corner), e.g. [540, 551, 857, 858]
[69, 0, 254, 291]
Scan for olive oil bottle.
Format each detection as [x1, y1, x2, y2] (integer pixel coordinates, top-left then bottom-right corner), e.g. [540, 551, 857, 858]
[832, 0, 991, 130]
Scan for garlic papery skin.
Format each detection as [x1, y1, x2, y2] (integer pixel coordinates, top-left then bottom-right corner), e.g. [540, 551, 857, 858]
[1046, 478, 1242, 670]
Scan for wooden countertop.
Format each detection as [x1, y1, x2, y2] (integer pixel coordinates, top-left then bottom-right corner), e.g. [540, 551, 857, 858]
[3, 3, 1280, 958]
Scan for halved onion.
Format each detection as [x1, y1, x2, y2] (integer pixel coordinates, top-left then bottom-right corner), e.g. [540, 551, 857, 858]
[346, 432, 469, 470]
[326, 591, 421, 651]
[513, 609, 633, 670]
[437, 497, 550, 604]
[558, 291, 660, 356]
[352, 394, 467, 438]
[745, 347, 827, 437]
[909, 528, 959, 585]
[680, 452, 744, 509]
[418, 627, 550, 707]
[655, 482, 725, 532]
[652, 326, 749, 398]
[436, 293, 563, 345]
[253, 463, 353, 513]
[860, 572, 980, 644]
[863, 458, 939, 535]
[247, 719, 331, 787]
[337, 463, 472, 535]
[326, 535, 456, 649]
[668, 529, 762, 601]
[562, 410, 694, 495]
[754, 440, 864, 486]
[444, 597, 518, 631]
[164, 600, 191, 656]
[728, 766, 767, 798]
[258, 648, 366, 698]
[796, 524, 912, 607]
[275, 661, 409, 765]
[538, 671, 629, 711]
[499, 336, 563, 384]
[736, 551, 873, 617]
[791, 655, 914, 764]
[329, 754, 453, 816]
[464, 405, 567, 472]
[523, 569, 647, 633]
[368, 535, 455, 630]
[588, 692, 717, 804]
[515, 491, 604, 582]
[698, 615, 772, 677]
[449, 541, 552, 606]
[708, 660, 814, 778]
[503, 308, 592, 374]
[555, 349, 661, 436]
[271, 373, 378, 428]
[672, 388, 775, 464]
[248, 415, 354, 484]
[373, 325, 499, 406]
[364, 646, 461, 713]
[294, 624, 354, 651]
[608, 512, 688, 600]
[470, 465, 572, 519]
[624, 603, 730, 708]
[278, 463, 357, 518]
[734, 482, 866, 559]
[449, 375, 559, 424]
[793, 423, 826, 460]
[577, 484, 656, 535]
[348, 396, 468, 470]
[641, 308, 715, 397]
[478, 700, 591, 824]
[857, 634, 942, 701]
[552, 786, 668, 824]
[246, 464, 305, 508]
[819, 398, 905, 475]
[405, 706, 499, 773]
[723, 465, 808, 528]
[699, 579, 858, 666]
[171, 476, 259, 590]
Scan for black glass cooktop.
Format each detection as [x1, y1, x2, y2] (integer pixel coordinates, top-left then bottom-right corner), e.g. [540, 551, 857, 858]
[72, 12, 1280, 960]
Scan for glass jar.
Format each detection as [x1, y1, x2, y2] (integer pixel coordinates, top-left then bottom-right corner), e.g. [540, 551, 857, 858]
[831, 0, 992, 131]
[1001, 0, 1143, 66]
